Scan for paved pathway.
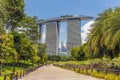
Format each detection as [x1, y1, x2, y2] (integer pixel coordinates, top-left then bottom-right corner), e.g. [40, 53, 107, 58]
[21, 64, 104, 80]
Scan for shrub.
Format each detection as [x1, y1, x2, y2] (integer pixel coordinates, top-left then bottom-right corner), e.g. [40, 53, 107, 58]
[91, 70, 98, 76]
[105, 74, 117, 80]
[0, 75, 11, 80]
[91, 70, 106, 79]
[115, 76, 120, 80]
[79, 70, 88, 75]
[96, 72, 106, 79]
[76, 69, 80, 73]
[0, 76, 4, 80]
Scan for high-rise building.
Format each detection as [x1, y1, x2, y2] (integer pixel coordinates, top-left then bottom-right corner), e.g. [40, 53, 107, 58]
[67, 19, 82, 55]
[39, 15, 93, 55]
[46, 21, 59, 55]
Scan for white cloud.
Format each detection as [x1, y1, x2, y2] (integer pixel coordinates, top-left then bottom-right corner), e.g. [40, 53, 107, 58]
[81, 20, 94, 44]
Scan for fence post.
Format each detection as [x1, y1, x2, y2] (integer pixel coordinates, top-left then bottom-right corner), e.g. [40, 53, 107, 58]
[105, 69, 107, 74]
[79, 67, 80, 72]
[4, 75, 6, 80]
[10, 73, 13, 80]
[23, 71, 25, 77]
[82, 68, 83, 71]
[91, 68, 93, 73]
[16, 72, 18, 80]
[74, 66, 75, 71]
[97, 69, 99, 73]
[20, 71, 22, 78]
[86, 68, 88, 74]
[116, 70, 119, 75]
[13, 67, 15, 73]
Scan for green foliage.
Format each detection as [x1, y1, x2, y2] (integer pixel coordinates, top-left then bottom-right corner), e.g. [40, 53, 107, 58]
[70, 46, 86, 61]
[21, 16, 40, 43]
[0, 0, 8, 34]
[38, 43, 46, 59]
[37, 43, 48, 63]
[11, 32, 42, 64]
[6, 0, 25, 31]
[0, 33, 17, 61]
[91, 71, 106, 79]
[54, 59, 100, 65]
[55, 57, 120, 70]
[71, 47, 79, 60]
[105, 74, 117, 80]
[60, 55, 71, 61]
[11, 32, 30, 61]
[48, 55, 70, 62]
[87, 7, 120, 58]
[0, 76, 4, 80]
[79, 70, 88, 75]
[0, 0, 45, 76]
[83, 43, 91, 58]
[48, 55, 60, 61]
[55, 59, 120, 79]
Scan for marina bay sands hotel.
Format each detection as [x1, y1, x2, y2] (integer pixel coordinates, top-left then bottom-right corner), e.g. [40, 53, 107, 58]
[38, 15, 93, 55]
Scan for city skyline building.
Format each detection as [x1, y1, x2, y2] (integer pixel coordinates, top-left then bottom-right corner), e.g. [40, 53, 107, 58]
[67, 19, 82, 55]
[61, 42, 67, 53]
[38, 15, 93, 55]
[45, 21, 59, 55]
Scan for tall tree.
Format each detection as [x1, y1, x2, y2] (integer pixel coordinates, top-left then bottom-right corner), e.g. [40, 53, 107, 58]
[87, 7, 120, 58]
[20, 15, 40, 43]
[11, 32, 40, 64]
[0, 0, 8, 34]
[0, 33, 17, 74]
[5, 0, 25, 31]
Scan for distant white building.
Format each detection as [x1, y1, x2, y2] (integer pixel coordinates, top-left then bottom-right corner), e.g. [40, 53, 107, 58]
[61, 42, 67, 52]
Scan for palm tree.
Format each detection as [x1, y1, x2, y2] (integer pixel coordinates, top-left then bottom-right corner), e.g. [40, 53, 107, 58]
[87, 7, 120, 58]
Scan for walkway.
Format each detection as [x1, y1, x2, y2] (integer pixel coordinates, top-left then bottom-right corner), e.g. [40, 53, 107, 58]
[21, 64, 104, 80]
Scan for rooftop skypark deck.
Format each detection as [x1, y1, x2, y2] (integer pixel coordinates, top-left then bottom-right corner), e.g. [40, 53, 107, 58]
[39, 15, 93, 24]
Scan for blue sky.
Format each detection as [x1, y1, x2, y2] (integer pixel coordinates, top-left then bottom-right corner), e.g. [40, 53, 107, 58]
[25, 0, 120, 19]
[24, 0, 120, 46]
